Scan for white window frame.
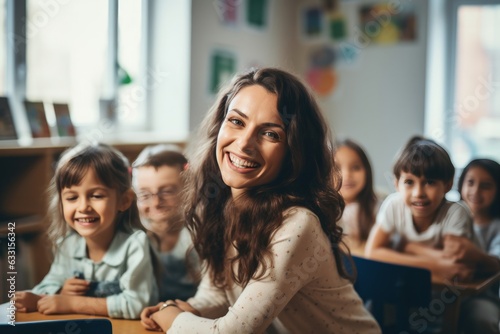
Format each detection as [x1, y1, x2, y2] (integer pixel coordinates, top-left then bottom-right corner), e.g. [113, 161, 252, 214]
[3, 0, 150, 142]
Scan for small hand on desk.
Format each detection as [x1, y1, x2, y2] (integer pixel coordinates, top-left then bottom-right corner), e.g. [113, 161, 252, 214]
[142, 299, 200, 332]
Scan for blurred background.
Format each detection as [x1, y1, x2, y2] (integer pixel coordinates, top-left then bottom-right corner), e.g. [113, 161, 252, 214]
[1, 0, 499, 194]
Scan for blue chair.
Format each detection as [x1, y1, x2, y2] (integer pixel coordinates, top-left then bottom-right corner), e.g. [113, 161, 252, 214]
[0, 318, 112, 334]
[345, 255, 432, 334]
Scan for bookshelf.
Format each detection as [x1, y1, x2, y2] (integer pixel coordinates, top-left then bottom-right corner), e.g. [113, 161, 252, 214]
[0, 138, 184, 302]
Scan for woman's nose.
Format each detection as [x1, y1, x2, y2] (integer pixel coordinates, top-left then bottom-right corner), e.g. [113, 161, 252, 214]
[237, 129, 257, 154]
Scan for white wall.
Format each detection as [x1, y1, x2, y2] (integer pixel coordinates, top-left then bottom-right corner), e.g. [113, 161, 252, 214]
[148, 0, 191, 141]
[308, 0, 429, 192]
[187, 0, 429, 192]
[189, 0, 299, 130]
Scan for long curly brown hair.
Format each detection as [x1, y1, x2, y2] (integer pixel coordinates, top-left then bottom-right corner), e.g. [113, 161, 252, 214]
[183, 68, 346, 288]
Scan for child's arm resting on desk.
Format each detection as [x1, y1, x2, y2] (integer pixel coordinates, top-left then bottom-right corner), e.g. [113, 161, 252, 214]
[365, 225, 473, 281]
[14, 290, 106, 315]
[13, 291, 43, 312]
[443, 235, 500, 276]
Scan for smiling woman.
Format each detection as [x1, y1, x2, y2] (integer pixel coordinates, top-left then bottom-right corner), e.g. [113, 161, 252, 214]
[140, 68, 381, 333]
[216, 85, 287, 197]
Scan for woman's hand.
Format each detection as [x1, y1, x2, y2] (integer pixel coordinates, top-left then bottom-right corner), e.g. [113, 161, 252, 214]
[140, 302, 164, 332]
[150, 300, 186, 332]
[13, 291, 42, 312]
[60, 278, 90, 296]
[174, 299, 201, 316]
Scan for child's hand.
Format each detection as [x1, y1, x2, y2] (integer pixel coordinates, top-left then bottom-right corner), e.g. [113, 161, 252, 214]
[443, 235, 480, 263]
[60, 278, 90, 295]
[13, 291, 42, 312]
[140, 302, 164, 331]
[438, 257, 475, 282]
[37, 295, 74, 315]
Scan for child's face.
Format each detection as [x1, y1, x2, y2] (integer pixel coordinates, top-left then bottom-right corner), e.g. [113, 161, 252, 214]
[134, 165, 182, 224]
[61, 168, 126, 243]
[334, 146, 366, 203]
[461, 166, 497, 216]
[397, 172, 451, 225]
[216, 85, 287, 198]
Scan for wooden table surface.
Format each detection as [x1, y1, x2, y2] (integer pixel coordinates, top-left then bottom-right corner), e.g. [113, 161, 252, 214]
[15, 312, 152, 334]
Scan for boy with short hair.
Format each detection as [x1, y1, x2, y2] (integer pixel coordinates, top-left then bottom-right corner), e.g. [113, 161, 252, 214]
[132, 144, 199, 301]
[365, 136, 474, 281]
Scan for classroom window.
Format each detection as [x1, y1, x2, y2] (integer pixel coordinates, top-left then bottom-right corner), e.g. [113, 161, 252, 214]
[23, 0, 146, 131]
[26, 0, 109, 126]
[0, 0, 5, 95]
[116, 0, 145, 129]
[449, 4, 500, 167]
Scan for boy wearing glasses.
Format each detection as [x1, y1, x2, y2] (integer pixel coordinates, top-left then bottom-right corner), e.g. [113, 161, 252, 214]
[132, 145, 200, 301]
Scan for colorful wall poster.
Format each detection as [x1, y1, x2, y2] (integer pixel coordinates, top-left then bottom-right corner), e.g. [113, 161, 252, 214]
[246, 0, 268, 28]
[303, 7, 323, 37]
[358, 3, 417, 44]
[210, 50, 237, 94]
[306, 46, 338, 97]
[213, 0, 239, 25]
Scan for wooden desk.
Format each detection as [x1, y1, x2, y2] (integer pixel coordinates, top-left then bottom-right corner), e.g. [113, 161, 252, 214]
[432, 271, 500, 334]
[15, 312, 151, 334]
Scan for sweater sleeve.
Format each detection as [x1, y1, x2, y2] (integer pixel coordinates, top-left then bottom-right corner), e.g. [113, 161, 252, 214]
[169, 208, 329, 333]
[186, 268, 231, 319]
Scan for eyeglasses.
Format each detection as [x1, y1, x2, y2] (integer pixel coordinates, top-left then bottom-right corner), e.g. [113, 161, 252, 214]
[136, 189, 178, 203]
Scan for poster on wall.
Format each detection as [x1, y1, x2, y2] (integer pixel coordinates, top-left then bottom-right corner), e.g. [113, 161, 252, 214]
[358, 3, 417, 44]
[306, 46, 338, 97]
[214, 0, 239, 25]
[24, 101, 51, 138]
[327, 10, 347, 41]
[246, 0, 268, 28]
[209, 50, 237, 94]
[302, 7, 324, 39]
[0, 97, 17, 140]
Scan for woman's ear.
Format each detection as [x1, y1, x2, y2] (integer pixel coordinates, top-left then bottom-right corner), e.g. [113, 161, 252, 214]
[119, 189, 135, 212]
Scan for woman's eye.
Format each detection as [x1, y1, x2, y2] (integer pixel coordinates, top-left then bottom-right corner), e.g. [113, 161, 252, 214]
[91, 194, 105, 199]
[228, 118, 243, 126]
[263, 131, 280, 140]
[65, 196, 77, 201]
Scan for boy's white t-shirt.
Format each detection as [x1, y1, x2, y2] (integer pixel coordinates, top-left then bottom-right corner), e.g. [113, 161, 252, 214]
[376, 192, 473, 249]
